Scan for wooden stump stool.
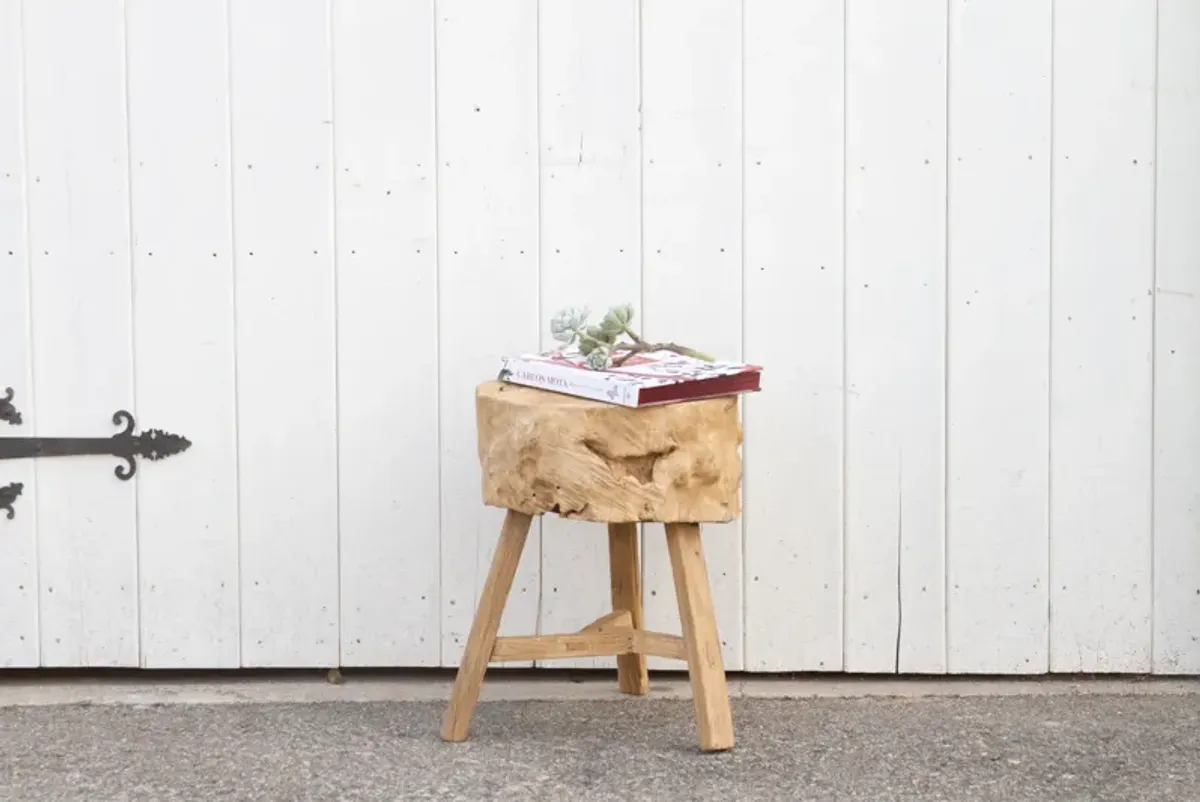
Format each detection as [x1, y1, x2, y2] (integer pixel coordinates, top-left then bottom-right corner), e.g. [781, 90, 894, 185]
[441, 380, 742, 752]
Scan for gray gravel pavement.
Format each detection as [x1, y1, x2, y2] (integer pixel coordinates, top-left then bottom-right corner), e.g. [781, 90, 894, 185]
[2, 694, 1199, 801]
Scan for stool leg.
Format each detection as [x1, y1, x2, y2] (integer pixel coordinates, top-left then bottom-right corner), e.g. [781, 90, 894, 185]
[441, 509, 533, 742]
[665, 522, 734, 752]
[608, 522, 649, 695]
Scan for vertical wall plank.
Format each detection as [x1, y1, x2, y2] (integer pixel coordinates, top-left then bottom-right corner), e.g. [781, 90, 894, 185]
[536, 0, 642, 668]
[334, 0, 440, 668]
[437, 0, 541, 667]
[945, 0, 1051, 674]
[0, 0, 38, 668]
[231, 0, 339, 668]
[1152, 0, 1200, 674]
[844, 0, 947, 673]
[641, 0, 744, 671]
[23, 0, 138, 667]
[126, 0, 240, 669]
[1050, 0, 1155, 673]
[742, 0, 844, 672]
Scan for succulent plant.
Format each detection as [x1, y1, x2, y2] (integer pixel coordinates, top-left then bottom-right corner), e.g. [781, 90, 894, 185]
[549, 304, 713, 370]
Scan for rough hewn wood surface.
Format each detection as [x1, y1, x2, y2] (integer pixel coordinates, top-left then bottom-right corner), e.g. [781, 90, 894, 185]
[475, 381, 742, 523]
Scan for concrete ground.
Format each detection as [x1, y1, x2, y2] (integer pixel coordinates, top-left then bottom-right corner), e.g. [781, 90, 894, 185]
[1, 673, 1199, 801]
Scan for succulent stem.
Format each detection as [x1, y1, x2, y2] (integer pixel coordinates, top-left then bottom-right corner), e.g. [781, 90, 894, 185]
[611, 341, 715, 366]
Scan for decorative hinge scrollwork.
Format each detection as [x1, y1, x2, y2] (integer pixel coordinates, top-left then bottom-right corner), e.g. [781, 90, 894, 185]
[0, 482, 21, 520]
[0, 389, 191, 520]
[0, 388, 20, 426]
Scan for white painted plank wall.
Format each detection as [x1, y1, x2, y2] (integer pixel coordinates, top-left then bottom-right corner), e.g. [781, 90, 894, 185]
[641, 0, 745, 671]
[126, 0, 241, 669]
[0, 0, 1196, 676]
[0, 0, 37, 668]
[230, 0, 340, 668]
[333, 0, 441, 668]
[945, 0, 1051, 674]
[436, 0, 541, 668]
[536, 0, 642, 669]
[23, 0, 139, 667]
[1050, 0, 1156, 673]
[843, 0, 947, 673]
[1152, 0, 1200, 675]
[742, 0, 845, 672]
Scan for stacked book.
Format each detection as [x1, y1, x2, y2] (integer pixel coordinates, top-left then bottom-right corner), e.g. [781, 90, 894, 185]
[497, 347, 762, 408]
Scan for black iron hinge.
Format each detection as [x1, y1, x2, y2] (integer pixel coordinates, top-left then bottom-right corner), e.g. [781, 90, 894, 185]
[0, 388, 191, 520]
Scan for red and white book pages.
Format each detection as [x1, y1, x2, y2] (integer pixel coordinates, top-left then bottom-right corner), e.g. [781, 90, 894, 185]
[498, 348, 762, 407]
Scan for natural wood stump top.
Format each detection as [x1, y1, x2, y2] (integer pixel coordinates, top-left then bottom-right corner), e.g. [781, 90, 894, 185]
[475, 380, 742, 523]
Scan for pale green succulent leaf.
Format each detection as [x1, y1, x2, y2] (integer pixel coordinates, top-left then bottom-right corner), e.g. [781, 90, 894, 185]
[586, 349, 610, 370]
[586, 325, 616, 345]
[606, 304, 634, 329]
[550, 306, 589, 342]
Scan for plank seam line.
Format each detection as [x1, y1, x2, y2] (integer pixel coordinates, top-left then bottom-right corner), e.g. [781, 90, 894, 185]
[1045, 0, 1056, 670]
[941, 0, 952, 674]
[1148, 0, 1160, 672]
[635, 0, 647, 659]
[895, 455, 903, 674]
[15, 0, 42, 667]
[838, 0, 850, 674]
[432, 1, 444, 668]
[327, 0, 343, 670]
[737, 0, 748, 672]
[120, 0, 144, 669]
[224, 0, 246, 669]
[533, 0, 545, 666]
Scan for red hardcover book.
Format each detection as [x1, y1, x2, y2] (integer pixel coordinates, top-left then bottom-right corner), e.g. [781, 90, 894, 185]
[498, 348, 762, 407]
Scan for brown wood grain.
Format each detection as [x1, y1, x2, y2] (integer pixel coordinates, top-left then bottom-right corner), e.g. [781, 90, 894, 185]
[666, 522, 735, 751]
[440, 510, 533, 742]
[609, 522, 650, 694]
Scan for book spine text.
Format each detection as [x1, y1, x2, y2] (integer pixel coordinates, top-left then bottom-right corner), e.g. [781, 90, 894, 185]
[499, 358, 638, 406]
